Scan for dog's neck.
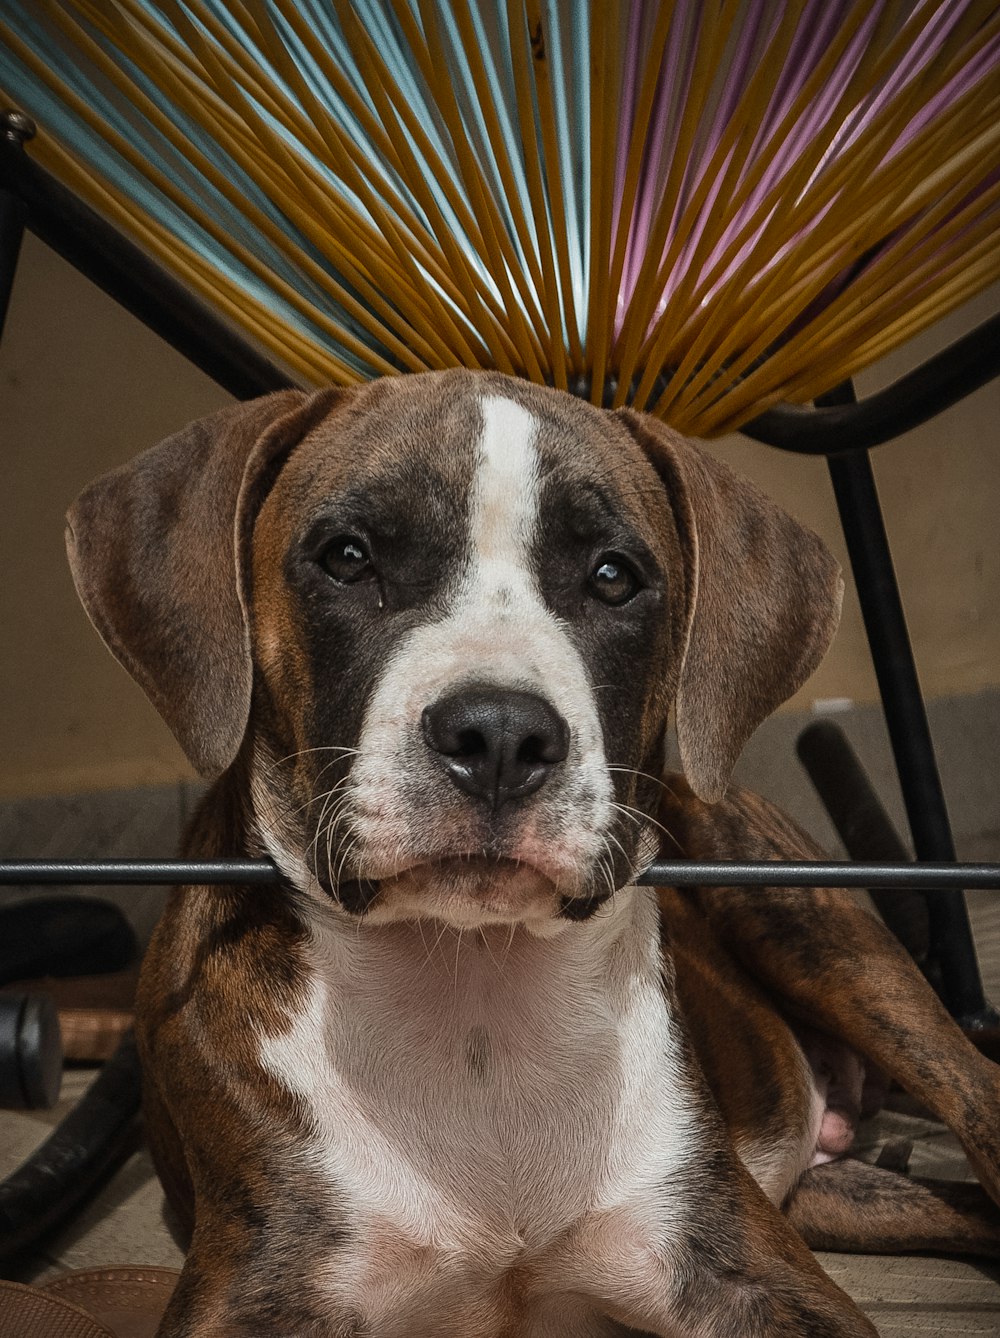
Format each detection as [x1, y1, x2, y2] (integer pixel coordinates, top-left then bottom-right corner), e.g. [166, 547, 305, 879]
[259, 879, 690, 1259]
[248, 869, 699, 1338]
[265, 874, 673, 1127]
[300, 881, 663, 1006]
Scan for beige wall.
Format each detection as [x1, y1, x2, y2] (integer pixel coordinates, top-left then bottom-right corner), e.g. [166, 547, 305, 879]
[1, 235, 997, 797]
[1, 237, 226, 797]
[702, 281, 1000, 714]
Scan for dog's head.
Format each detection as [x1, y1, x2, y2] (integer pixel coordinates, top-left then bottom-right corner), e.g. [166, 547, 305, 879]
[67, 371, 841, 930]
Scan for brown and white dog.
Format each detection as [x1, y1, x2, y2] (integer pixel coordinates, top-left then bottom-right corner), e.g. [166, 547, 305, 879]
[67, 371, 1000, 1337]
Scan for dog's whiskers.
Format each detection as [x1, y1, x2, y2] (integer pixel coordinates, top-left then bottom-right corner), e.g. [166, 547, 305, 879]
[502, 920, 518, 967]
[430, 918, 451, 957]
[608, 763, 686, 810]
[294, 774, 354, 828]
[594, 837, 620, 911]
[477, 926, 505, 976]
[416, 917, 432, 963]
[606, 763, 676, 791]
[332, 824, 363, 895]
[410, 916, 453, 986]
[309, 769, 371, 885]
[452, 927, 464, 995]
[602, 826, 633, 872]
[605, 773, 685, 853]
[263, 744, 365, 791]
[308, 778, 355, 880]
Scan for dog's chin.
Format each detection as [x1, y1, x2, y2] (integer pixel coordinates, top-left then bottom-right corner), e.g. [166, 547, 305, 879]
[333, 856, 567, 933]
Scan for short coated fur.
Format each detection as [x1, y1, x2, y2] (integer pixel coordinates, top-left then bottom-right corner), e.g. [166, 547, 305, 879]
[67, 371, 1000, 1337]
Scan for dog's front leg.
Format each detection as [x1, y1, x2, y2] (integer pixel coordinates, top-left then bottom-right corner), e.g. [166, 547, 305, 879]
[664, 780, 1000, 1207]
[153, 1239, 252, 1338]
[155, 1222, 358, 1338]
[564, 1161, 877, 1337]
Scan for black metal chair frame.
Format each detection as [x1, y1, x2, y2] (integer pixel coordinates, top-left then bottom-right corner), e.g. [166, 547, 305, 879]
[1, 111, 999, 1027]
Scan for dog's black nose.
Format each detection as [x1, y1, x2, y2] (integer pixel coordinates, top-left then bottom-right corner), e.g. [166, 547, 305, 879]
[422, 687, 570, 809]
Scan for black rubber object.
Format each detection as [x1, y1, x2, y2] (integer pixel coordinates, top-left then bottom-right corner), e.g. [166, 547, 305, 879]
[0, 1033, 142, 1267]
[0, 896, 137, 986]
[0, 993, 62, 1110]
[0, 898, 136, 1110]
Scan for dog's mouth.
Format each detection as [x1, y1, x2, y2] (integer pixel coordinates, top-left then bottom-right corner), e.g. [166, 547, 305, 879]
[322, 853, 566, 929]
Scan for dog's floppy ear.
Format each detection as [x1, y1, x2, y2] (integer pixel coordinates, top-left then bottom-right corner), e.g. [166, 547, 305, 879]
[617, 409, 843, 803]
[66, 388, 343, 777]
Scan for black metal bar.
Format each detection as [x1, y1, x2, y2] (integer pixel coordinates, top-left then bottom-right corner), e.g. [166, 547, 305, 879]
[819, 381, 990, 1022]
[743, 313, 1000, 455]
[0, 860, 279, 885]
[825, 445, 959, 862]
[0, 131, 294, 402]
[0, 858, 998, 889]
[0, 187, 25, 342]
[0, 114, 32, 341]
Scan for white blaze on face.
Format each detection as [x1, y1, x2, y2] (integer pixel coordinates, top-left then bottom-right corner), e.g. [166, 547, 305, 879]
[471, 395, 540, 603]
[347, 393, 613, 894]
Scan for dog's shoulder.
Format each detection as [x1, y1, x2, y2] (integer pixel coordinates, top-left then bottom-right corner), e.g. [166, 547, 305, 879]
[139, 771, 313, 1060]
[660, 771, 823, 864]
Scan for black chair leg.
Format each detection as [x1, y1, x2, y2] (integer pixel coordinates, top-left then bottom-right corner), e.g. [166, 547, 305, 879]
[818, 385, 995, 1026]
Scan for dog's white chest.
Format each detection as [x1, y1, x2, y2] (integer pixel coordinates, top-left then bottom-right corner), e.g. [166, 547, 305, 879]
[259, 896, 698, 1336]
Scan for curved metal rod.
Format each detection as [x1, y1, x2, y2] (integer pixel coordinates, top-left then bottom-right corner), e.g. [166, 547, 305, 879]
[743, 313, 1000, 455]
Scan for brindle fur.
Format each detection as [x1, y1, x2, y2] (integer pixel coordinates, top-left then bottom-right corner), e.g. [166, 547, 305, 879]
[66, 373, 999, 1337]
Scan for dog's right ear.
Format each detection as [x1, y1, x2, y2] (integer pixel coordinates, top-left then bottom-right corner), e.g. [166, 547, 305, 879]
[66, 388, 344, 778]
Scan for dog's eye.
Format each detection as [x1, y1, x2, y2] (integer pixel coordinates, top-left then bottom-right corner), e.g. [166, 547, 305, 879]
[588, 553, 641, 606]
[319, 537, 373, 584]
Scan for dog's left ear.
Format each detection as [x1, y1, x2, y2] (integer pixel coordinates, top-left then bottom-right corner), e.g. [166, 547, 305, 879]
[66, 388, 343, 778]
[616, 409, 843, 803]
